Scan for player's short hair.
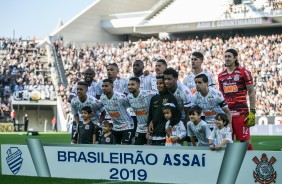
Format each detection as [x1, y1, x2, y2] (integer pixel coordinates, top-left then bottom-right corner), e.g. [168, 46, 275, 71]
[77, 81, 88, 87]
[163, 67, 178, 79]
[83, 67, 94, 74]
[102, 78, 113, 84]
[195, 74, 208, 83]
[188, 106, 202, 115]
[156, 74, 165, 80]
[81, 106, 92, 114]
[215, 113, 229, 127]
[134, 60, 144, 66]
[157, 59, 167, 67]
[225, 48, 239, 66]
[191, 51, 204, 60]
[129, 77, 140, 84]
[107, 63, 119, 71]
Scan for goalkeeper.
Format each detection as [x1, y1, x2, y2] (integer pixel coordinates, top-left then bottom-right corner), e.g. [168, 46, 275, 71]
[218, 49, 256, 150]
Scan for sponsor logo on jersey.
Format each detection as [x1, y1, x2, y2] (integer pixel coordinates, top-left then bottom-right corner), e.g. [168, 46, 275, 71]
[6, 147, 23, 175]
[253, 153, 277, 184]
[203, 110, 217, 116]
[135, 109, 148, 116]
[109, 112, 121, 118]
[162, 98, 168, 105]
[223, 85, 238, 93]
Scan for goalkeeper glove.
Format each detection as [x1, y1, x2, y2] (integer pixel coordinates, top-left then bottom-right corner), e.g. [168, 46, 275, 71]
[244, 109, 256, 127]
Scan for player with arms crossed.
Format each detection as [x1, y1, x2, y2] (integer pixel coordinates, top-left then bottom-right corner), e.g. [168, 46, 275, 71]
[127, 77, 156, 145]
[100, 79, 134, 145]
[193, 74, 232, 130]
[218, 49, 256, 150]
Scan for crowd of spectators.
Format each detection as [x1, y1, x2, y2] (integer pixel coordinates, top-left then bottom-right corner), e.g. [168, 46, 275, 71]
[1, 32, 282, 120]
[258, 0, 282, 13]
[0, 38, 51, 121]
[223, 0, 282, 19]
[58, 33, 282, 117]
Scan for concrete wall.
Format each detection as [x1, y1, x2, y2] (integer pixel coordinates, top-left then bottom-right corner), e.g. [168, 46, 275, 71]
[14, 105, 56, 131]
[53, 0, 159, 46]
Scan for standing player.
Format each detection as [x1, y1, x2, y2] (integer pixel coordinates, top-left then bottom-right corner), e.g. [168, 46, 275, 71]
[218, 49, 256, 150]
[193, 74, 232, 130]
[183, 51, 215, 94]
[70, 81, 106, 144]
[132, 60, 155, 91]
[97, 63, 128, 96]
[147, 75, 180, 146]
[164, 68, 193, 123]
[127, 77, 156, 145]
[100, 79, 134, 145]
[151, 59, 168, 91]
[68, 68, 99, 101]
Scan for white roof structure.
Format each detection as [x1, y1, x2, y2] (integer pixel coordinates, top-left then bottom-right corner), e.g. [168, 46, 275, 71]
[49, 0, 159, 47]
[45, 0, 282, 47]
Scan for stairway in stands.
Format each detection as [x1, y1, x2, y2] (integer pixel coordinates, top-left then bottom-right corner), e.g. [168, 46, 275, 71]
[52, 47, 68, 87]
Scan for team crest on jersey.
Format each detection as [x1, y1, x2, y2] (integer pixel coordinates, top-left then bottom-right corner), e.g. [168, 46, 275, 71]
[105, 137, 111, 143]
[252, 153, 277, 184]
[162, 98, 168, 104]
[234, 74, 239, 81]
[6, 147, 23, 175]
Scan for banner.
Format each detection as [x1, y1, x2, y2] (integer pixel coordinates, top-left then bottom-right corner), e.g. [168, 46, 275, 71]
[0, 123, 14, 132]
[1, 140, 281, 184]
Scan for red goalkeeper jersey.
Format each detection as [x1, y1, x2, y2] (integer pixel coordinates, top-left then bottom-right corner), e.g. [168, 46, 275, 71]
[218, 66, 253, 117]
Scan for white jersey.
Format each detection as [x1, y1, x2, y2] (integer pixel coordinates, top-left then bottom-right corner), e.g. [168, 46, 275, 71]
[187, 120, 211, 146]
[183, 71, 215, 94]
[71, 95, 105, 125]
[136, 74, 156, 91]
[100, 92, 134, 131]
[97, 77, 129, 95]
[172, 84, 193, 121]
[70, 81, 98, 98]
[150, 76, 158, 92]
[165, 120, 186, 146]
[209, 127, 233, 147]
[127, 90, 156, 133]
[192, 88, 227, 128]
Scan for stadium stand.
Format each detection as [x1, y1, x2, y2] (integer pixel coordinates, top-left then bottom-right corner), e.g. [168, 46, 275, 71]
[57, 33, 282, 118]
[2, 0, 282, 131]
[0, 38, 55, 122]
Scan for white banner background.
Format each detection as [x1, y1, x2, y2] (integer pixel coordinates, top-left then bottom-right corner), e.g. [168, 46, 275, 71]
[1, 144, 281, 184]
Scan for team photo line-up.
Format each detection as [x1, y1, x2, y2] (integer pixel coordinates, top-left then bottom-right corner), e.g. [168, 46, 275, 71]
[69, 48, 255, 150]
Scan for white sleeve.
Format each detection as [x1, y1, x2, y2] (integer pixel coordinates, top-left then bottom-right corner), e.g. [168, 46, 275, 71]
[178, 121, 187, 140]
[187, 122, 194, 136]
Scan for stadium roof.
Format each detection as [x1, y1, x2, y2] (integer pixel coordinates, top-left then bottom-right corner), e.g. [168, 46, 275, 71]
[45, 0, 282, 47]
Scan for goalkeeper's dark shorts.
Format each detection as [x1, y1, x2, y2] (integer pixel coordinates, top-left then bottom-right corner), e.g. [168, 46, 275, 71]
[232, 115, 250, 141]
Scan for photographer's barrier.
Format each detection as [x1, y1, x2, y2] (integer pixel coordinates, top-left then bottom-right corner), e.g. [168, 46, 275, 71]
[1, 139, 281, 184]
